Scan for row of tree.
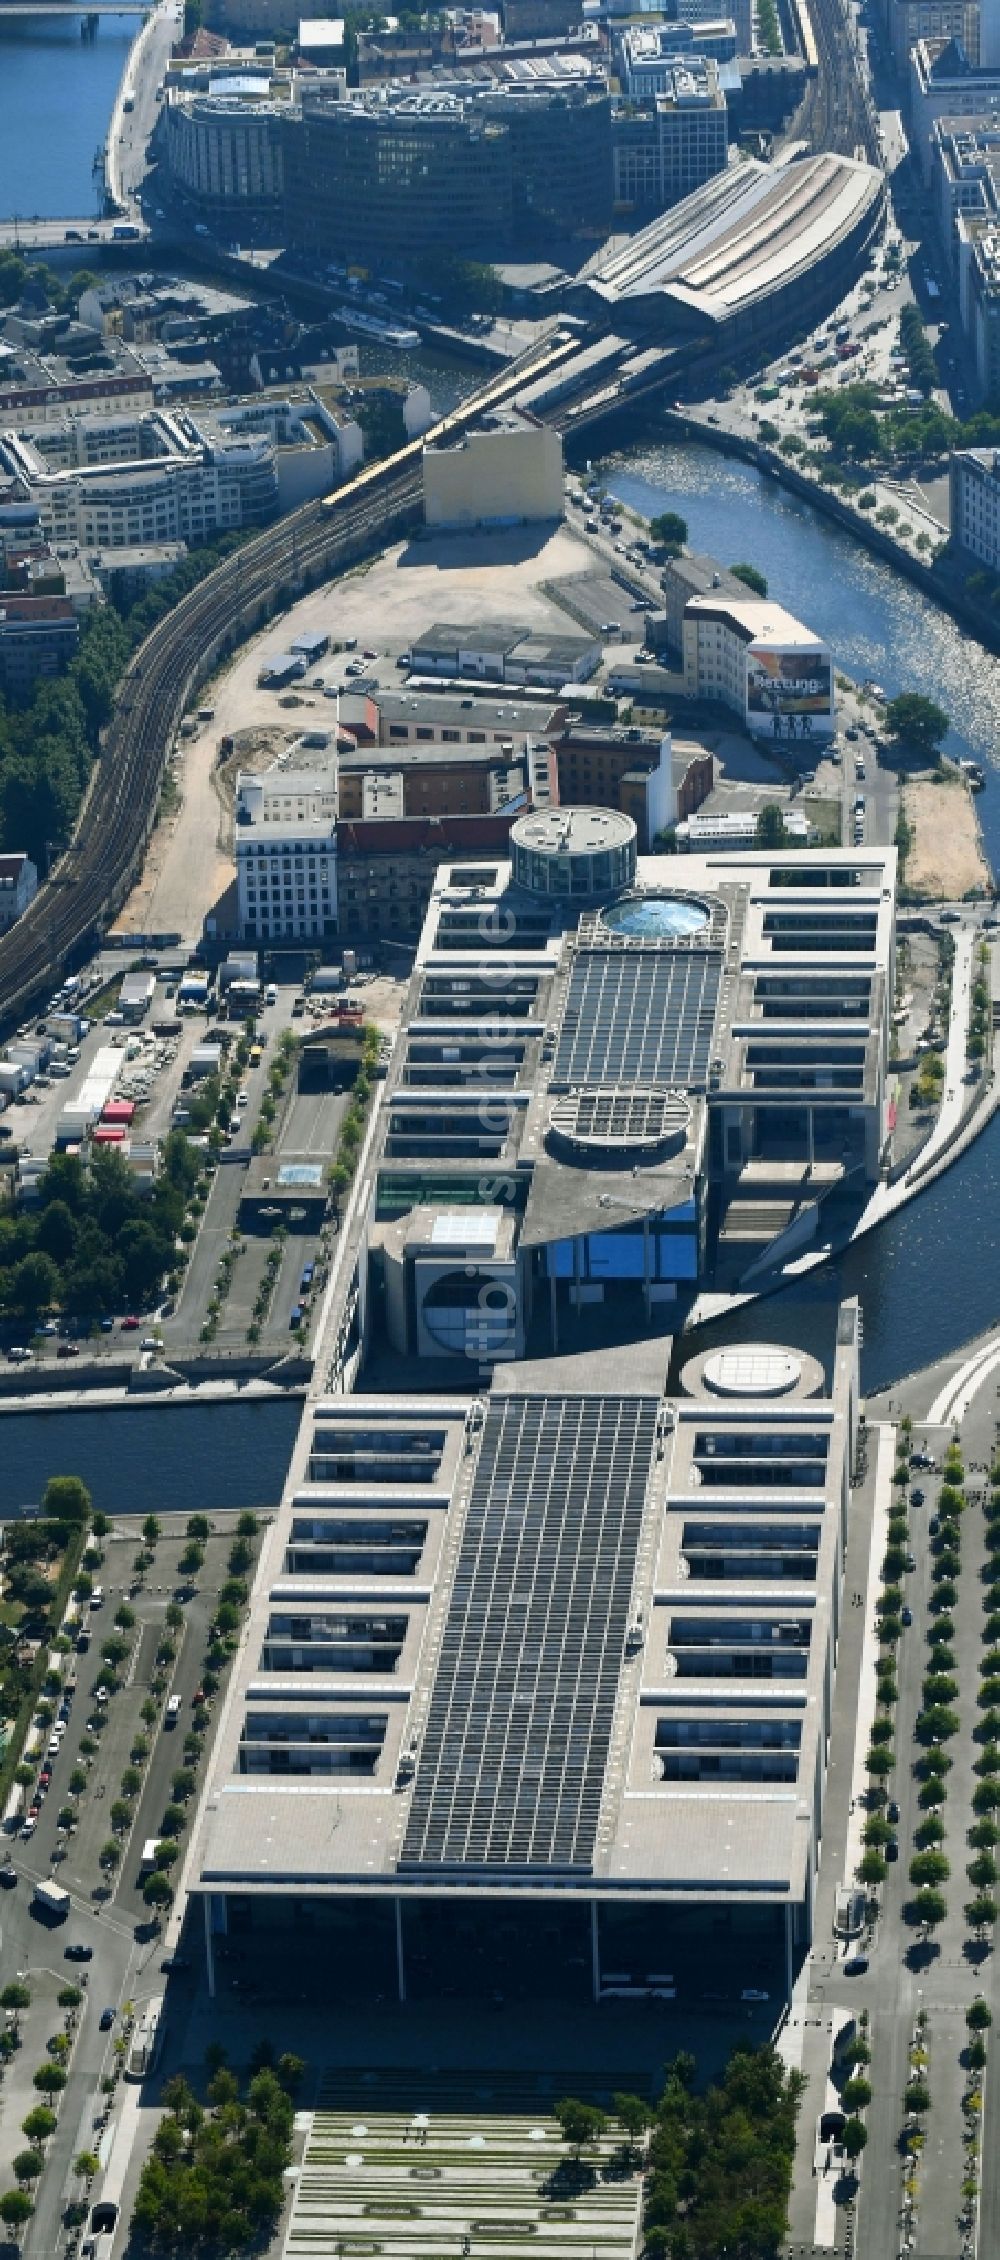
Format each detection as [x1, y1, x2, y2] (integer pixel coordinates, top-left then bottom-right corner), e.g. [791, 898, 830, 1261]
[0, 1136, 201, 1323]
[0, 532, 246, 870]
[131, 2061, 299, 2249]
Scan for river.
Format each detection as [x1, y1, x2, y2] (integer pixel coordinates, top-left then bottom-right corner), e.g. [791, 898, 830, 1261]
[607, 439, 1000, 873]
[0, 18, 133, 223]
[606, 435, 1000, 1389]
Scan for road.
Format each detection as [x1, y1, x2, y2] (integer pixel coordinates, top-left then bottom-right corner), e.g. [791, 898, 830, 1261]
[0, 1522, 237, 2260]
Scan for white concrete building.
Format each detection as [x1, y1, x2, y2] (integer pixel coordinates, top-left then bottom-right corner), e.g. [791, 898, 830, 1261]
[682, 594, 834, 743]
[164, 87, 285, 214]
[0, 410, 278, 550]
[0, 851, 38, 932]
[235, 749, 338, 943]
[422, 410, 563, 529]
[950, 444, 1000, 566]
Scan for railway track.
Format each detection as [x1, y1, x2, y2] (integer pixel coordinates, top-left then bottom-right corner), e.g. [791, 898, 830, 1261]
[0, 333, 565, 1028]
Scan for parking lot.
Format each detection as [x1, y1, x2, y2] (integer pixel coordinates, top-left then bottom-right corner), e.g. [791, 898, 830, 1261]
[0, 1513, 258, 2252]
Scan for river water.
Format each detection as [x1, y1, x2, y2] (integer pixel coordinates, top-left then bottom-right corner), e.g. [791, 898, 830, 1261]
[608, 440, 1000, 872]
[0, 19, 132, 222]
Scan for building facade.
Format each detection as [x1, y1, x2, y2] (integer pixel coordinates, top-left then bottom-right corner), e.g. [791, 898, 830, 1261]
[422, 414, 564, 529]
[235, 757, 338, 942]
[283, 80, 610, 261]
[0, 851, 38, 931]
[682, 593, 835, 742]
[164, 91, 286, 216]
[186, 841, 891, 2008]
[0, 594, 79, 698]
[950, 445, 1000, 566]
[0, 414, 278, 550]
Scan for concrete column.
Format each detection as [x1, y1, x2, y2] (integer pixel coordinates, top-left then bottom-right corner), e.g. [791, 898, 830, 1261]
[784, 1904, 793, 2003]
[204, 1894, 215, 2000]
[395, 1897, 406, 2004]
[591, 1901, 601, 2003]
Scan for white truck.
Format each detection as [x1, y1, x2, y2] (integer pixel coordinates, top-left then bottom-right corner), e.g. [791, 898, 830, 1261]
[33, 1879, 70, 1919]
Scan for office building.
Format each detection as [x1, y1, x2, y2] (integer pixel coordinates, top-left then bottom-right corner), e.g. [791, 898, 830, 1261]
[555, 725, 713, 849]
[337, 738, 547, 820]
[910, 38, 1000, 180]
[618, 23, 735, 96]
[0, 851, 38, 931]
[932, 113, 1000, 243]
[0, 407, 284, 551]
[235, 750, 338, 943]
[282, 79, 611, 262]
[423, 413, 564, 530]
[188, 835, 890, 2002]
[613, 60, 730, 212]
[950, 444, 1000, 566]
[0, 594, 79, 699]
[885, 0, 977, 67]
[163, 87, 286, 216]
[958, 214, 1000, 393]
[682, 593, 834, 742]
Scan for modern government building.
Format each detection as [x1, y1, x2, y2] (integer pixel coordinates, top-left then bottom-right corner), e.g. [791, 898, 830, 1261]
[186, 830, 892, 2011]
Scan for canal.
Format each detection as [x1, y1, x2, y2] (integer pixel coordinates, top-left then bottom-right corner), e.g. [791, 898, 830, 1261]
[607, 438, 1000, 872]
[607, 436, 1000, 1388]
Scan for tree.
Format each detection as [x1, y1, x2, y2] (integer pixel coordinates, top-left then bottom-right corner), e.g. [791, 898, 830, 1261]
[171, 1769, 196, 1801]
[649, 511, 688, 554]
[841, 2077, 872, 2111]
[841, 2118, 868, 2158]
[555, 2098, 607, 2153]
[969, 1853, 999, 1888]
[120, 1767, 142, 1798]
[143, 1871, 173, 1907]
[11, 2155, 43, 2186]
[967, 1894, 998, 1929]
[161, 1804, 187, 1838]
[909, 1850, 950, 1886]
[40, 1475, 92, 1522]
[277, 2052, 307, 2097]
[186, 1514, 211, 1542]
[99, 1839, 121, 1869]
[755, 802, 788, 850]
[0, 2190, 34, 2227]
[859, 1849, 886, 1884]
[904, 2078, 931, 2112]
[967, 1999, 993, 2030]
[21, 2110, 55, 2146]
[7, 1251, 60, 1320]
[32, 2064, 67, 2093]
[142, 1515, 160, 1546]
[884, 692, 950, 762]
[911, 1887, 947, 1929]
[154, 1840, 179, 1869]
[730, 562, 768, 597]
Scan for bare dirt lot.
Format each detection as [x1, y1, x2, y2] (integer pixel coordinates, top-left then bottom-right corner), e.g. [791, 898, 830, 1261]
[903, 775, 991, 900]
[113, 522, 605, 945]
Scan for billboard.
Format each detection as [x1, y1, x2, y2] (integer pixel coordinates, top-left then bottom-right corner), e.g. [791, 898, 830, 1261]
[746, 643, 833, 741]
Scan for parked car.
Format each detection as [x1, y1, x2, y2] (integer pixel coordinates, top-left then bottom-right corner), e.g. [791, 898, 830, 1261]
[64, 1942, 93, 1962]
[844, 1955, 869, 1975]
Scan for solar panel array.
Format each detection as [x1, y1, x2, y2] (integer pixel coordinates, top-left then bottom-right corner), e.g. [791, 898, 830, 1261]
[552, 945, 723, 1092]
[399, 1395, 658, 1874]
